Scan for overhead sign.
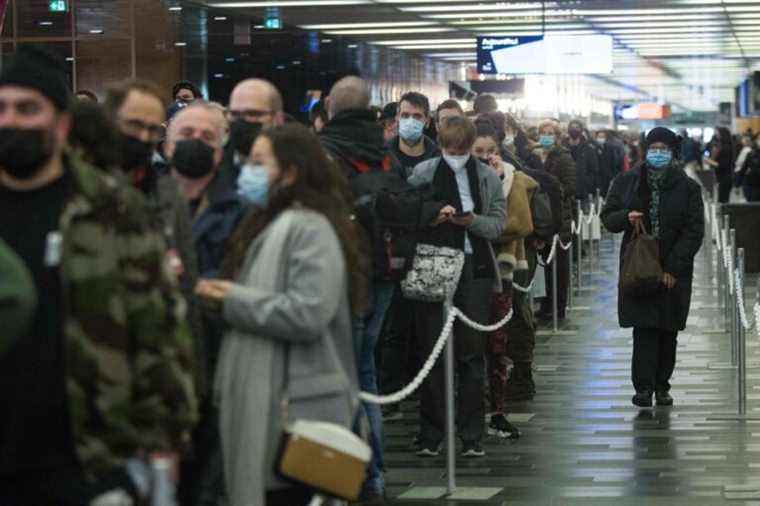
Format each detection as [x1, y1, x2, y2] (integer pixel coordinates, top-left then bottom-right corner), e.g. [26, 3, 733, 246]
[477, 34, 613, 75]
[49, 0, 68, 12]
[614, 103, 671, 120]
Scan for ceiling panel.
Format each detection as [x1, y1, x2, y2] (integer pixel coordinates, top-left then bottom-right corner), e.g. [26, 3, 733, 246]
[199, 0, 760, 110]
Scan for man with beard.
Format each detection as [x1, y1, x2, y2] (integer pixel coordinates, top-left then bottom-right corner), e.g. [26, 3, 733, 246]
[0, 45, 197, 505]
[220, 78, 285, 187]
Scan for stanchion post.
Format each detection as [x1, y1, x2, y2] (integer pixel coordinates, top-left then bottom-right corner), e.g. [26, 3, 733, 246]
[444, 301, 456, 494]
[722, 227, 729, 330]
[738, 248, 747, 416]
[716, 207, 724, 310]
[705, 199, 713, 279]
[730, 229, 738, 365]
[552, 239, 559, 333]
[723, 215, 731, 331]
[577, 201, 583, 292]
[588, 194, 595, 272]
[568, 238, 574, 309]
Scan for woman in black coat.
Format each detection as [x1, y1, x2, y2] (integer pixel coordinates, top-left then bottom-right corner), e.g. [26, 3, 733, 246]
[704, 126, 735, 203]
[601, 127, 705, 408]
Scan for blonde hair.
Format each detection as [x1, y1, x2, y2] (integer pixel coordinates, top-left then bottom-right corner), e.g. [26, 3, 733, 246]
[538, 119, 562, 138]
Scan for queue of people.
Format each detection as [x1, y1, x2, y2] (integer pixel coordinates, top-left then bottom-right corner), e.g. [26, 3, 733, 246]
[1, 43, 707, 506]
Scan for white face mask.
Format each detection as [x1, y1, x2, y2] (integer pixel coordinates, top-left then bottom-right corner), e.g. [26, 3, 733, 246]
[443, 153, 470, 170]
[503, 135, 515, 147]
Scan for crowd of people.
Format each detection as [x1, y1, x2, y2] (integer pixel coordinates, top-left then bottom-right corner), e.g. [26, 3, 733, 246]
[0, 44, 708, 506]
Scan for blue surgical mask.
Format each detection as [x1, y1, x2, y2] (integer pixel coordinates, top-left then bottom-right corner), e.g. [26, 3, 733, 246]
[646, 149, 672, 169]
[399, 117, 425, 144]
[237, 163, 269, 206]
[442, 153, 470, 170]
[539, 134, 555, 149]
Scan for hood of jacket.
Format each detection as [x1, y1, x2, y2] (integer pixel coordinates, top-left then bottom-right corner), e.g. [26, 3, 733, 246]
[320, 109, 390, 169]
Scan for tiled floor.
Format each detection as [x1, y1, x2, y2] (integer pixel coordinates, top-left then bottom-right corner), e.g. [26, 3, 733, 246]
[382, 236, 760, 505]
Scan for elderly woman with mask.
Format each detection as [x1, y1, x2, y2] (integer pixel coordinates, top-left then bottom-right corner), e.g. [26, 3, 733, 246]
[601, 127, 704, 408]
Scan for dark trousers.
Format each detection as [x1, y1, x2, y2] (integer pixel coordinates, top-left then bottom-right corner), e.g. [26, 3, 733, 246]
[543, 245, 570, 315]
[0, 467, 138, 506]
[632, 327, 678, 393]
[266, 485, 312, 506]
[506, 247, 537, 363]
[377, 285, 417, 395]
[718, 174, 732, 204]
[416, 257, 491, 445]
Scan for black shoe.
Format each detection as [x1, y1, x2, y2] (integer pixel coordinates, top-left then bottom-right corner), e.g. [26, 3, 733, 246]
[488, 414, 520, 439]
[655, 391, 674, 406]
[382, 404, 403, 421]
[461, 441, 485, 458]
[632, 391, 653, 407]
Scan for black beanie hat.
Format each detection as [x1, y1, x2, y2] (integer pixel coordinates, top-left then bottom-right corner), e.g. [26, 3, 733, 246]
[0, 44, 71, 111]
[645, 127, 680, 150]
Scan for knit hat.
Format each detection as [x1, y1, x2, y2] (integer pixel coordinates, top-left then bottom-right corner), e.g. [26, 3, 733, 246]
[646, 127, 680, 150]
[0, 45, 71, 111]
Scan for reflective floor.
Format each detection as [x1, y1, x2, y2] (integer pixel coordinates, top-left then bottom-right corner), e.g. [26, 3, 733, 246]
[383, 236, 760, 505]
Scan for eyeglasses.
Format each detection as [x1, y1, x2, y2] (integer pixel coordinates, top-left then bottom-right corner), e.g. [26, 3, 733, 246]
[118, 117, 164, 143]
[228, 109, 274, 122]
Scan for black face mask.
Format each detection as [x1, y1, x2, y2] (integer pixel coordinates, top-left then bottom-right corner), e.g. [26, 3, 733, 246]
[121, 134, 154, 172]
[0, 128, 54, 180]
[568, 128, 582, 140]
[172, 139, 216, 179]
[229, 119, 263, 157]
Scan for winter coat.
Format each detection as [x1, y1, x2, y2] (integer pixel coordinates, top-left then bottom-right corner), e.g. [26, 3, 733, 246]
[601, 163, 704, 332]
[0, 238, 35, 357]
[494, 165, 538, 281]
[567, 139, 600, 199]
[216, 208, 358, 506]
[59, 153, 197, 477]
[537, 146, 575, 238]
[389, 134, 440, 177]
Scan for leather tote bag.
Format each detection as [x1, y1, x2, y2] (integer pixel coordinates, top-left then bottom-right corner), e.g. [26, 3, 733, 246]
[620, 220, 663, 297]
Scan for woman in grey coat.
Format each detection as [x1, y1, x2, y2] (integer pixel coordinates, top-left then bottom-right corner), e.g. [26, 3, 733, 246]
[195, 124, 366, 506]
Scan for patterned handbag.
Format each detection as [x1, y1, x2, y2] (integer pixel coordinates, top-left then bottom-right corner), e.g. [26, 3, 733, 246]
[400, 243, 465, 302]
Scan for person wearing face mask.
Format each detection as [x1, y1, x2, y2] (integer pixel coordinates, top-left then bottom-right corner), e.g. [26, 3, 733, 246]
[565, 119, 600, 201]
[219, 79, 285, 189]
[165, 102, 245, 505]
[0, 45, 197, 505]
[195, 124, 364, 506]
[535, 120, 576, 322]
[602, 127, 704, 408]
[704, 126, 735, 204]
[173, 80, 202, 104]
[595, 129, 625, 197]
[408, 116, 506, 458]
[389, 91, 440, 176]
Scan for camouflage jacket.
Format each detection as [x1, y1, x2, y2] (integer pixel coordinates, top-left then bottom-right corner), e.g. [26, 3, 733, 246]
[60, 153, 198, 478]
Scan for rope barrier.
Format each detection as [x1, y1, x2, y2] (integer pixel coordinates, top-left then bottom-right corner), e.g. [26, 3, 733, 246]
[734, 268, 752, 331]
[359, 306, 514, 405]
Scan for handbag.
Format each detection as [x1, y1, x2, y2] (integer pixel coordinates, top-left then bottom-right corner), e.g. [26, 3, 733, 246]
[275, 338, 371, 501]
[620, 219, 663, 297]
[400, 243, 465, 302]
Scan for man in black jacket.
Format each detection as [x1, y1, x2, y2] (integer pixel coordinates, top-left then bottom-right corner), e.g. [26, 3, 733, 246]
[320, 76, 399, 503]
[566, 119, 600, 201]
[388, 91, 440, 176]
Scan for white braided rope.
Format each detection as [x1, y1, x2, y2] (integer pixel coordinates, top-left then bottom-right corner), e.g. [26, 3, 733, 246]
[585, 204, 596, 226]
[559, 237, 572, 251]
[728, 252, 735, 295]
[456, 307, 514, 332]
[537, 234, 560, 266]
[512, 278, 535, 293]
[734, 268, 752, 330]
[754, 302, 760, 334]
[359, 306, 514, 404]
[721, 230, 730, 268]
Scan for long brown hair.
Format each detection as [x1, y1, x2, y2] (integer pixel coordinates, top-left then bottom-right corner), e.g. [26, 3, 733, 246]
[221, 123, 368, 314]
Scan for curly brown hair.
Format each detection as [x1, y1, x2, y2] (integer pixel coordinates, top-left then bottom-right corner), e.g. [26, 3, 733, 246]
[221, 123, 368, 315]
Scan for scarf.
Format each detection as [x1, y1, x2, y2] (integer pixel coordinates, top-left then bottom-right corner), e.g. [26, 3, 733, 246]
[647, 168, 666, 238]
[429, 157, 495, 280]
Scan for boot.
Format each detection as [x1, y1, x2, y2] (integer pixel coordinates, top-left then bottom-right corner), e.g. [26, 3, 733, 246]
[504, 362, 534, 401]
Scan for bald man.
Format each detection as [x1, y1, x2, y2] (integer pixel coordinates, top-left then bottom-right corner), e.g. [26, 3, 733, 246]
[319, 75, 406, 502]
[227, 78, 284, 165]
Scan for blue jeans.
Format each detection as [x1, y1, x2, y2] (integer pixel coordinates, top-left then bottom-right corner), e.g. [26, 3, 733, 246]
[352, 280, 395, 495]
